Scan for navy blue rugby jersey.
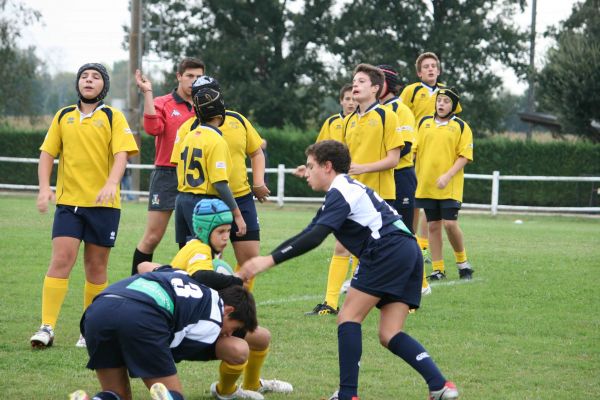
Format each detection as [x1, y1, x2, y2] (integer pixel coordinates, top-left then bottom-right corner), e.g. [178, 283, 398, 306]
[308, 174, 413, 256]
[98, 268, 224, 361]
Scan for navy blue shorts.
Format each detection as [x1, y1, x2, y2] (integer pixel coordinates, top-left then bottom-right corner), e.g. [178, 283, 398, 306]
[52, 205, 120, 247]
[231, 193, 260, 242]
[414, 198, 461, 221]
[148, 167, 178, 211]
[393, 167, 416, 209]
[351, 233, 423, 309]
[81, 295, 177, 378]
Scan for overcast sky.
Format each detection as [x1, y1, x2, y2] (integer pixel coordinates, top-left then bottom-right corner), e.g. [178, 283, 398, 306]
[19, 0, 580, 94]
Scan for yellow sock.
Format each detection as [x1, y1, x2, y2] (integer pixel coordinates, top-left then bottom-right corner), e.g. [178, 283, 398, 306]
[454, 250, 467, 264]
[325, 255, 350, 309]
[84, 280, 108, 311]
[432, 260, 445, 273]
[41, 276, 69, 328]
[422, 270, 429, 288]
[235, 263, 255, 292]
[350, 255, 359, 276]
[416, 236, 429, 250]
[218, 361, 247, 395]
[243, 348, 269, 391]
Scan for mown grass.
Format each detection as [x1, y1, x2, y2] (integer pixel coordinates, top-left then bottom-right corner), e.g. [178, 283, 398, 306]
[0, 194, 598, 399]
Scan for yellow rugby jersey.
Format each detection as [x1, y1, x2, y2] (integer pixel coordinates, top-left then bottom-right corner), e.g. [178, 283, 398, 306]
[342, 102, 404, 200]
[415, 115, 473, 202]
[400, 81, 463, 123]
[170, 238, 214, 275]
[220, 111, 264, 197]
[171, 120, 232, 195]
[316, 113, 344, 142]
[381, 97, 416, 170]
[39, 103, 139, 209]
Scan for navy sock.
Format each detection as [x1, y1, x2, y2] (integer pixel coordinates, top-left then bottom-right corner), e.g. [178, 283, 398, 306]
[168, 390, 184, 400]
[92, 391, 121, 400]
[132, 248, 153, 275]
[338, 321, 362, 400]
[387, 332, 446, 391]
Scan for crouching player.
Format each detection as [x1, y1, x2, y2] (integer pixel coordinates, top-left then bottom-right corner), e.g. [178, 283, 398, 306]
[69, 268, 257, 400]
[238, 141, 458, 400]
[138, 199, 292, 400]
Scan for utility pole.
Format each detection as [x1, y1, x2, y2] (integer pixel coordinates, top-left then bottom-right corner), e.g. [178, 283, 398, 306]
[127, 0, 142, 197]
[526, 0, 537, 141]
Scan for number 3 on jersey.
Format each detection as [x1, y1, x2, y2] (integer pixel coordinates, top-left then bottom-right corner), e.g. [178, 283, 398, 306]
[181, 147, 205, 187]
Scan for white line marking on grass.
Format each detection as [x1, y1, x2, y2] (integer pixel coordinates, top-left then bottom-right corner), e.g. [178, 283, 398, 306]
[428, 278, 483, 288]
[257, 294, 323, 307]
[257, 279, 483, 307]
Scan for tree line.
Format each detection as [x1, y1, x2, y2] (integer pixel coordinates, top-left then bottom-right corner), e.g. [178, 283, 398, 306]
[1, 0, 599, 141]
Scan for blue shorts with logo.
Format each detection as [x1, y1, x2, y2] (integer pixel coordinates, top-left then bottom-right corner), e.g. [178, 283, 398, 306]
[52, 205, 120, 247]
[414, 198, 462, 221]
[351, 233, 423, 309]
[231, 193, 260, 242]
[148, 167, 178, 211]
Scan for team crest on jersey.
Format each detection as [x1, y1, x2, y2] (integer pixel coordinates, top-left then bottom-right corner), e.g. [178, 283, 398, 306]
[67, 117, 75, 124]
[228, 120, 239, 129]
[171, 110, 181, 117]
[93, 120, 104, 128]
[152, 194, 160, 205]
[368, 119, 377, 127]
[350, 121, 356, 128]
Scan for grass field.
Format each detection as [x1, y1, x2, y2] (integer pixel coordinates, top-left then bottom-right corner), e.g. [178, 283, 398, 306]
[0, 194, 599, 399]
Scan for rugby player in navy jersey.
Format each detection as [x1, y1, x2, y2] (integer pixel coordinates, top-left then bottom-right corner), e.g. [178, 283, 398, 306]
[239, 140, 458, 400]
[69, 269, 257, 400]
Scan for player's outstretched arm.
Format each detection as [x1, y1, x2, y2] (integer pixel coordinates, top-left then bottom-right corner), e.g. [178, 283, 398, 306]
[238, 255, 275, 281]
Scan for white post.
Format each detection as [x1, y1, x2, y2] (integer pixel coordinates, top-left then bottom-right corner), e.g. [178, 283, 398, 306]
[491, 170, 500, 216]
[277, 164, 285, 207]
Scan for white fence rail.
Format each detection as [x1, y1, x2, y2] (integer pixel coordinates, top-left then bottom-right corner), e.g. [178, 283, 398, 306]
[1, 156, 599, 215]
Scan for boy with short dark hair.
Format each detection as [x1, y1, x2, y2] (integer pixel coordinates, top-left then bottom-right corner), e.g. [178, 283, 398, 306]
[132, 58, 205, 274]
[69, 268, 257, 400]
[239, 140, 459, 400]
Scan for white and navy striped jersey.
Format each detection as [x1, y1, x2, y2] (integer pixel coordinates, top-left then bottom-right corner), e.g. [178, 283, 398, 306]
[98, 268, 224, 362]
[308, 174, 412, 257]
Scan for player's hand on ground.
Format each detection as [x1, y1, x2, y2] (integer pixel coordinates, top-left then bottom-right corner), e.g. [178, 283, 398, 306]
[436, 173, 451, 189]
[239, 255, 275, 281]
[234, 214, 247, 237]
[135, 69, 152, 93]
[252, 184, 270, 203]
[36, 187, 55, 213]
[293, 165, 307, 178]
[96, 182, 118, 205]
[348, 162, 367, 175]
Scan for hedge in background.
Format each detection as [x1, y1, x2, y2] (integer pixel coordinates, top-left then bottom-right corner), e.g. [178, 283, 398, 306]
[1, 130, 599, 207]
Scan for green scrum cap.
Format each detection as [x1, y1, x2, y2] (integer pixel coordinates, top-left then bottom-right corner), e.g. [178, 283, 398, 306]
[192, 199, 233, 244]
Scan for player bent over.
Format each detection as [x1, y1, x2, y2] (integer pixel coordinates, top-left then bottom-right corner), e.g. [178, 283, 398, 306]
[138, 199, 292, 399]
[239, 141, 458, 400]
[69, 269, 257, 400]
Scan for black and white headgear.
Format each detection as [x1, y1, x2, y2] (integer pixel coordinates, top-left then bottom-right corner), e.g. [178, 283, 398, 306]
[377, 64, 399, 98]
[192, 76, 225, 125]
[436, 87, 460, 117]
[76, 63, 110, 104]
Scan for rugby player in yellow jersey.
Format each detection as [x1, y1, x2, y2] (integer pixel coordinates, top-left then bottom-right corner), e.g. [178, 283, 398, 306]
[178, 107, 269, 293]
[400, 52, 463, 264]
[170, 76, 247, 249]
[306, 64, 404, 316]
[31, 63, 139, 349]
[377, 64, 431, 296]
[415, 88, 474, 281]
[138, 199, 292, 399]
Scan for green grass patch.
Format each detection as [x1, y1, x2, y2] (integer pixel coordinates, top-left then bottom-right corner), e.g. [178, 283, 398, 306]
[0, 194, 598, 399]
